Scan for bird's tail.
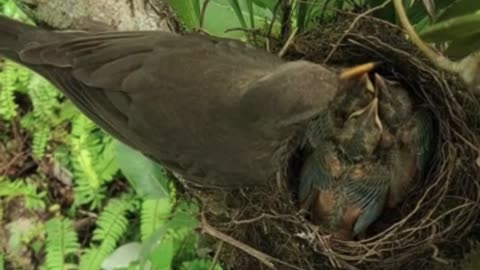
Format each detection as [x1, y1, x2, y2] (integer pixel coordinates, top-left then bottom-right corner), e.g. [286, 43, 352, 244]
[0, 16, 35, 48]
[0, 16, 39, 59]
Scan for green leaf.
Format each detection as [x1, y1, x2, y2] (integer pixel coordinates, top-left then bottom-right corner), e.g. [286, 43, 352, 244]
[139, 209, 199, 269]
[168, 0, 201, 30]
[44, 217, 80, 270]
[406, 0, 453, 26]
[296, 0, 309, 32]
[246, 0, 255, 28]
[201, 0, 277, 39]
[101, 242, 142, 270]
[116, 142, 170, 199]
[150, 237, 175, 270]
[445, 32, 480, 59]
[252, 0, 276, 11]
[369, 0, 452, 28]
[228, 0, 248, 29]
[420, 12, 480, 42]
[437, 0, 480, 23]
[141, 199, 173, 241]
[79, 199, 131, 270]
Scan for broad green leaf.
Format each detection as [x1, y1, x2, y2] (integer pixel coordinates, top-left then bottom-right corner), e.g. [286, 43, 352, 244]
[141, 199, 173, 241]
[370, 0, 452, 27]
[246, 0, 255, 28]
[407, 0, 453, 25]
[139, 210, 199, 269]
[168, 0, 201, 30]
[437, 0, 480, 23]
[228, 0, 248, 29]
[422, 0, 436, 18]
[149, 238, 175, 270]
[201, 0, 277, 39]
[116, 142, 170, 199]
[421, 12, 480, 42]
[102, 242, 143, 270]
[445, 32, 480, 59]
[296, 0, 309, 32]
[252, 0, 277, 11]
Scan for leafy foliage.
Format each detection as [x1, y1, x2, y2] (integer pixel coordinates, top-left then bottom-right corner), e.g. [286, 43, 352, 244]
[180, 259, 223, 270]
[140, 199, 172, 241]
[79, 198, 131, 270]
[0, 61, 30, 121]
[117, 143, 170, 200]
[0, 177, 46, 210]
[44, 217, 80, 270]
[70, 115, 119, 209]
[419, 0, 480, 59]
[169, 0, 280, 39]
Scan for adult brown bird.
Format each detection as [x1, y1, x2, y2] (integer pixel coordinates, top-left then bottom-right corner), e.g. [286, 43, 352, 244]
[0, 15, 341, 188]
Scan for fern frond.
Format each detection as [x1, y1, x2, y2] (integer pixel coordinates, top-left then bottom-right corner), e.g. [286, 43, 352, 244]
[140, 199, 172, 241]
[32, 124, 51, 159]
[28, 75, 60, 121]
[78, 198, 131, 270]
[70, 115, 118, 208]
[0, 61, 20, 121]
[44, 217, 80, 270]
[95, 134, 119, 182]
[0, 177, 45, 210]
[0, 60, 33, 120]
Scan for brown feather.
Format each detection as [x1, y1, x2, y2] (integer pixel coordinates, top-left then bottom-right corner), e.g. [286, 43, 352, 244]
[0, 15, 339, 187]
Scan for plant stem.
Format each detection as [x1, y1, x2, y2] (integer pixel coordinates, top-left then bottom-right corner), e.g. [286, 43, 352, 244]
[392, 0, 457, 73]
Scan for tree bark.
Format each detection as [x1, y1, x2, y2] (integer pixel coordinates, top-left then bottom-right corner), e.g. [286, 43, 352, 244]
[14, 0, 178, 32]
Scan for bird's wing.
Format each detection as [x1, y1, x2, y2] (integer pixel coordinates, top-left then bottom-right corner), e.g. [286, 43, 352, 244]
[298, 147, 336, 206]
[1, 16, 339, 187]
[344, 166, 389, 235]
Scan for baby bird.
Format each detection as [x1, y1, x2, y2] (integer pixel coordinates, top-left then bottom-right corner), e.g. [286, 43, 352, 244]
[305, 64, 377, 148]
[309, 161, 390, 240]
[298, 142, 343, 210]
[331, 64, 377, 123]
[335, 97, 384, 162]
[387, 109, 434, 207]
[375, 74, 413, 133]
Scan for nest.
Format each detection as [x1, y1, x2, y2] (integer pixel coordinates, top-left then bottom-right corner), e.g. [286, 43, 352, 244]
[182, 12, 480, 270]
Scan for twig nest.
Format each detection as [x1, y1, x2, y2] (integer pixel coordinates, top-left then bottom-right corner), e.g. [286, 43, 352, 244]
[183, 13, 480, 270]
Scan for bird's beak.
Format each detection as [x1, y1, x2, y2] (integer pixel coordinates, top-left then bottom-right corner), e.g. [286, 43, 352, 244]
[374, 73, 387, 92]
[348, 97, 383, 131]
[367, 98, 383, 132]
[348, 95, 377, 118]
[362, 74, 375, 93]
[339, 62, 378, 80]
[340, 63, 377, 94]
